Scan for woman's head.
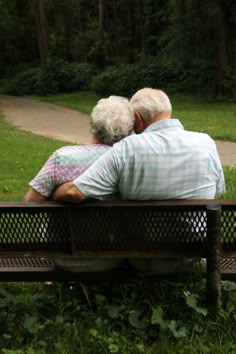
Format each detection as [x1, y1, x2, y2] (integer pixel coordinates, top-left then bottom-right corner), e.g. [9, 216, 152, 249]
[90, 96, 135, 145]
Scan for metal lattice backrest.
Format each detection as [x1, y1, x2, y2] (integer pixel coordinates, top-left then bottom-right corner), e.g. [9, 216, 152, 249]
[221, 207, 236, 251]
[0, 206, 70, 251]
[70, 206, 207, 251]
[0, 201, 235, 254]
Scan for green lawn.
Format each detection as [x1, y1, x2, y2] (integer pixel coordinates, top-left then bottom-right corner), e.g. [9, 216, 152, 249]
[38, 92, 236, 142]
[37, 91, 100, 114]
[171, 95, 236, 142]
[0, 113, 71, 200]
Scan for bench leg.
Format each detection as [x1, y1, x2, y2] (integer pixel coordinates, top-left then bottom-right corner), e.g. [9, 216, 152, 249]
[206, 205, 222, 306]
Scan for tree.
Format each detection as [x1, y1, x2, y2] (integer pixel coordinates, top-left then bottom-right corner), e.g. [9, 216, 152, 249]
[33, 0, 48, 77]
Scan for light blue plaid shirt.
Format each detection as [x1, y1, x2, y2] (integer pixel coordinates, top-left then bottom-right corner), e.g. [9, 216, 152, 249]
[74, 119, 225, 200]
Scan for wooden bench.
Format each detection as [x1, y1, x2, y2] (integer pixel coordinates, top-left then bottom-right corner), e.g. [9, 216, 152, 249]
[0, 200, 235, 303]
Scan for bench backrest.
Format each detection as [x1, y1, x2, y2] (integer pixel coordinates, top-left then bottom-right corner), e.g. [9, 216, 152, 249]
[0, 200, 235, 258]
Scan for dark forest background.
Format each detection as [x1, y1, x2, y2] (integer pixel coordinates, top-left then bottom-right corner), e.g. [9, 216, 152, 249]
[0, 0, 235, 99]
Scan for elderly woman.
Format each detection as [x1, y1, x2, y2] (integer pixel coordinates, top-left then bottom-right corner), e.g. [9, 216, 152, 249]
[24, 96, 134, 201]
[23, 96, 134, 273]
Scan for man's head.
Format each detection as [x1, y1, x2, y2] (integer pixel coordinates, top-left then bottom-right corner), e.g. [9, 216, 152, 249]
[90, 96, 135, 145]
[130, 88, 172, 133]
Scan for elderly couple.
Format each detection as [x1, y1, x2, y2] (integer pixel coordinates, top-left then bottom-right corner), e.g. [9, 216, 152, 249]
[24, 88, 225, 273]
[24, 87, 225, 203]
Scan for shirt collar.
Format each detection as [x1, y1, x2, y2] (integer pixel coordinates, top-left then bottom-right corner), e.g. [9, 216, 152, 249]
[144, 119, 184, 133]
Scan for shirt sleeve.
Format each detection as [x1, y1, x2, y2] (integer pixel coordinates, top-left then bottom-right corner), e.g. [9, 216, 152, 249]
[215, 163, 226, 197]
[211, 141, 226, 197]
[74, 147, 121, 199]
[29, 152, 58, 197]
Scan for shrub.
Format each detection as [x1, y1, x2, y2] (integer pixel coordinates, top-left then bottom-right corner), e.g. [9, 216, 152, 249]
[91, 64, 143, 97]
[91, 59, 223, 98]
[1, 60, 98, 96]
[91, 60, 191, 98]
[2, 68, 42, 96]
[222, 66, 236, 100]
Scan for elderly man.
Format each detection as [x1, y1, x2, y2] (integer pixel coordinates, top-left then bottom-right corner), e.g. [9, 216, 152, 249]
[52, 88, 225, 202]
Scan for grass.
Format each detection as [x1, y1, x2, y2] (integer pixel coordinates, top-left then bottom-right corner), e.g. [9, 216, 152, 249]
[0, 112, 71, 201]
[222, 166, 236, 199]
[0, 92, 236, 353]
[38, 92, 236, 142]
[37, 91, 100, 115]
[171, 95, 236, 142]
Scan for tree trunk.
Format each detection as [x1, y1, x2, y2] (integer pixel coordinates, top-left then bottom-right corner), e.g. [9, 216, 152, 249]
[139, 0, 145, 60]
[33, 0, 48, 77]
[99, 0, 104, 42]
[97, 0, 106, 66]
[215, 4, 227, 97]
[207, 0, 229, 97]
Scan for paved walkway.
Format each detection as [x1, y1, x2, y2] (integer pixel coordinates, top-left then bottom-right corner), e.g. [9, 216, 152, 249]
[0, 95, 91, 145]
[0, 94, 235, 166]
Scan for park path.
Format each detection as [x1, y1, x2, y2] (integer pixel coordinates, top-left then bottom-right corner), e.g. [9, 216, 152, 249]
[0, 94, 235, 167]
[0, 95, 91, 145]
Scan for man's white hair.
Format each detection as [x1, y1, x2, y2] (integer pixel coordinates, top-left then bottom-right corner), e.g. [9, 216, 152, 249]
[130, 88, 172, 120]
[90, 96, 135, 145]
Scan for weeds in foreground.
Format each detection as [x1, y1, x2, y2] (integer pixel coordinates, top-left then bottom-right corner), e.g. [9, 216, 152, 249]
[0, 277, 236, 353]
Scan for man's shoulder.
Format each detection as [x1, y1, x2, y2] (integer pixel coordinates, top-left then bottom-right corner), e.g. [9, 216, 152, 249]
[112, 133, 143, 152]
[186, 130, 215, 144]
[114, 133, 142, 146]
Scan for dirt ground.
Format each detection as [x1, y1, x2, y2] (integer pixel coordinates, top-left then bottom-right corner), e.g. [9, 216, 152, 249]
[0, 94, 235, 167]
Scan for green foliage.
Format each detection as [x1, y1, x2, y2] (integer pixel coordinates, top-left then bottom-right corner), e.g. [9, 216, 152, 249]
[0, 278, 236, 353]
[1, 61, 98, 96]
[91, 65, 139, 97]
[222, 66, 236, 100]
[46, 59, 98, 93]
[91, 59, 227, 99]
[91, 62, 166, 97]
[1, 68, 41, 96]
[0, 0, 235, 98]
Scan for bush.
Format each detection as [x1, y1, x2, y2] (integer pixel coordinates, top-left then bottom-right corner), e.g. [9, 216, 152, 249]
[222, 66, 236, 100]
[91, 64, 143, 97]
[1, 60, 98, 96]
[2, 58, 234, 99]
[91, 59, 223, 99]
[46, 59, 98, 92]
[2, 68, 42, 96]
[91, 60, 189, 98]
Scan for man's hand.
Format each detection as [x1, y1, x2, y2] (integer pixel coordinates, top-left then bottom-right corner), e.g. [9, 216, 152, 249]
[51, 182, 87, 203]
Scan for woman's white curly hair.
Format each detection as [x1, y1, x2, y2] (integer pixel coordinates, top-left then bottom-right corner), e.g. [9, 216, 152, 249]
[90, 96, 135, 145]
